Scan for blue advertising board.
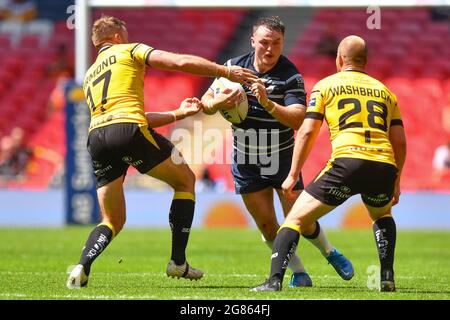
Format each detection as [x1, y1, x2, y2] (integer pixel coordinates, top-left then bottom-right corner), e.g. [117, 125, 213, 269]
[64, 81, 99, 224]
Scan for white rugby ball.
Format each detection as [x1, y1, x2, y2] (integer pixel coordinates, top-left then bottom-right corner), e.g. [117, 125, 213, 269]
[212, 77, 248, 124]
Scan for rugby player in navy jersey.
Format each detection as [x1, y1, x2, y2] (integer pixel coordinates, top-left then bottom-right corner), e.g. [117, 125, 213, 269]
[201, 16, 354, 287]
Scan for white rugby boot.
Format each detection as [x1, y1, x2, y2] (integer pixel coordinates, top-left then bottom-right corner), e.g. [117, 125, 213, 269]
[166, 260, 204, 281]
[66, 264, 89, 289]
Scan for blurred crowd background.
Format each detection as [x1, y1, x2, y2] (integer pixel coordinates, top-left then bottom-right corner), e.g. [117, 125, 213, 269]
[0, 1, 449, 193]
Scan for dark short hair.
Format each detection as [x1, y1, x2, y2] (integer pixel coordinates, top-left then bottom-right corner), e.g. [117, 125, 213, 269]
[253, 16, 285, 35]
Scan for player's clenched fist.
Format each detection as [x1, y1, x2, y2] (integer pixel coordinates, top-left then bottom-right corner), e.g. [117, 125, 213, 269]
[281, 174, 298, 200]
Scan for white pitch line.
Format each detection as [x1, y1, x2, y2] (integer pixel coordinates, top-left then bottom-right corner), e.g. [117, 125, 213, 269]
[0, 293, 159, 299]
[0, 271, 436, 280]
[0, 293, 317, 300]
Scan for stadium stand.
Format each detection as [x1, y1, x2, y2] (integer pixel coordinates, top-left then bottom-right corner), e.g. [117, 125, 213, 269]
[287, 8, 450, 191]
[0, 7, 448, 191]
[0, 7, 246, 188]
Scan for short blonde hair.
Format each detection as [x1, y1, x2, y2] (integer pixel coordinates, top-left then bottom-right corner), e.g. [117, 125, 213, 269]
[91, 15, 126, 49]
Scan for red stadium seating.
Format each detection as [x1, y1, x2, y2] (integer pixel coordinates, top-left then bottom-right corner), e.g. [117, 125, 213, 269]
[0, 8, 247, 189]
[287, 8, 450, 191]
[0, 35, 11, 48]
[1, 8, 448, 191]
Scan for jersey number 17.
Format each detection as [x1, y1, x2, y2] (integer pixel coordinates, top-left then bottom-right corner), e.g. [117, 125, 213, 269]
[85, 70, 112, 113]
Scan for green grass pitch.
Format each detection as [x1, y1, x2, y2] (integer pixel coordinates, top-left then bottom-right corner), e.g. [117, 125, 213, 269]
[0, 227, 449, 300]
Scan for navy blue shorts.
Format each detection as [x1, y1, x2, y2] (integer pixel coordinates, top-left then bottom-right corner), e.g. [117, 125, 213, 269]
[231, 150, 304, 194]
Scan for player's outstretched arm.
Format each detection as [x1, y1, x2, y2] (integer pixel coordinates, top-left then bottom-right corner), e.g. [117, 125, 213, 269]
[145, 97, 202, 128]
[147, 50, 257, 85]
[389, 125, 407, 205]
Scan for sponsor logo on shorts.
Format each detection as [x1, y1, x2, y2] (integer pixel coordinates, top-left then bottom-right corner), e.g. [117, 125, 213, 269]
[93, 161, 102, 169]
[122, 156, 143, 167]
[122, 156, 132, 163]
[94, 165, 112, 177]
[328, 186, 351, 200]
[366, 194, 389, 204]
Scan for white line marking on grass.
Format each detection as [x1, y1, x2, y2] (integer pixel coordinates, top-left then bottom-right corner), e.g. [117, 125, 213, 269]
[0, 293, 27, 298]
[0, 271, 434, 280]
[0, 293, 158, 299]
[0, 293, 299, 300]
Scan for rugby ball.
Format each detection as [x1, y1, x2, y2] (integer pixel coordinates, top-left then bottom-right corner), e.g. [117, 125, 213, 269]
[212, 77, 248, 124]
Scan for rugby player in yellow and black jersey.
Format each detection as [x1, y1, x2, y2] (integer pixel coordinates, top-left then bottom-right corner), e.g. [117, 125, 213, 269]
[67, 16, 257, 289]
[252, 35, 407, 293]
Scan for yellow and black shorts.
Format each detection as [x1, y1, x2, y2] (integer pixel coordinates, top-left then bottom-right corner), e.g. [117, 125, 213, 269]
[305, 157, 398, 207]
[87, 123, 174, 188]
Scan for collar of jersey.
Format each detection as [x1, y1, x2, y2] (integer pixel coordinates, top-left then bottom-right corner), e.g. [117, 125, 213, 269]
[98, 45, 113, 54]
[343, 69, 367, 74]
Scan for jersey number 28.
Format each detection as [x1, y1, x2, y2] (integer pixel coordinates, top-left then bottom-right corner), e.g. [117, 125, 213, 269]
[338, 98, 388, 143]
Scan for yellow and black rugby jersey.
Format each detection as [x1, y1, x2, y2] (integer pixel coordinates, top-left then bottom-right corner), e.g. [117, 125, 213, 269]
[82, 43, 154, 131]
[306, 70, 403, 166]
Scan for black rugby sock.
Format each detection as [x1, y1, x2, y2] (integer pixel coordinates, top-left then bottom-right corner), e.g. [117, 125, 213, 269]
[79, 224, 114, 276]
[269, 225, 300, 282]
[373, 216, 396, 280]
[169, 192, 195, 265]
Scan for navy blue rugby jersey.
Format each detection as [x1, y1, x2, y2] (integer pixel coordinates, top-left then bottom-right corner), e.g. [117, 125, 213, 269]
[211, 51, 306, 157]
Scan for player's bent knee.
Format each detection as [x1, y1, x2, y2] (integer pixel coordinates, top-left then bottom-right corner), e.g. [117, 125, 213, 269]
[284, 212, 302, 226]
[260, 224, 278, 241]
[365, 203, 392, 222]
[102, 217, 125, 235]
[173, 167, 195, 192]
[114, 217, 126, 232]
[300, 222, 316, 235]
